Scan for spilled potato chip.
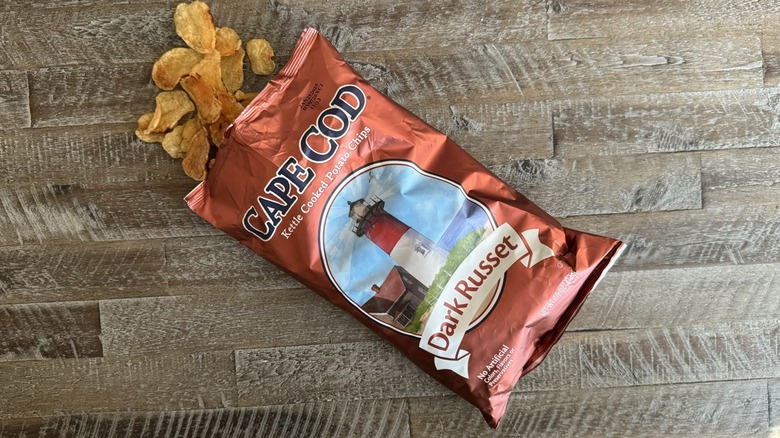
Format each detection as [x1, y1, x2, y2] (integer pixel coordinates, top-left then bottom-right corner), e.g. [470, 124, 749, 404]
[221, 47, 245, 93]
[162, 124, 186, 158]
[136, 1, 277, 181]
[152, 47, 203, 90]
[135, 112, 166, 143]
[174, 1, 216, 54]
[191, 51, 225, 92]
[181, 73, 222, 124]
[182, 126, 210, 181]
[235, 90, 259, 108]
[247, 38, 275, 75]
[179, 118, 202, 154]
[215, 27, 242, 57]
[146, 90, 195, 133]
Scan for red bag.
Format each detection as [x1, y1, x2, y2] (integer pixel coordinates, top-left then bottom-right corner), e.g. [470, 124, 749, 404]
[186, 28, 624, 428]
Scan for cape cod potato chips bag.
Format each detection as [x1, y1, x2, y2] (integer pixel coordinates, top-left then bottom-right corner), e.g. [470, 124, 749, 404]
[186, 28, 624, 428]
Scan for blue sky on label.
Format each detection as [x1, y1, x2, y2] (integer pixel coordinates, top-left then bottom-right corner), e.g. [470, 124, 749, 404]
[323, 164, 468, 306]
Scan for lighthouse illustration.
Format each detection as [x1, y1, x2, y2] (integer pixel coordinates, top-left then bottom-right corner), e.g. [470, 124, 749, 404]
[348, 196, 449, 287]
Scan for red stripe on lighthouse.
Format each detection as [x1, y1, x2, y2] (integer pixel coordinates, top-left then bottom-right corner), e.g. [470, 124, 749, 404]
[365, 211, 410, 254]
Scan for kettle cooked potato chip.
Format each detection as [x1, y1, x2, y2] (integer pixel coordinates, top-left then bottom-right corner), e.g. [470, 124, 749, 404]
[215, 27, 242, 57]
[174, 1, 216, 54]
[246, 38, 275, 75]
[146, 90, 195, 133]
[135, 0, 277, 180]
[152, 47, 204, 91]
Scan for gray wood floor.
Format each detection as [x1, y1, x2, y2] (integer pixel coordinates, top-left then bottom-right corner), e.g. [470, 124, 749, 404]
[1, 1, 779, 437]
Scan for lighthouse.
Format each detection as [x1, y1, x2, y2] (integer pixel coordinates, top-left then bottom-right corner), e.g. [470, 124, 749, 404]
[348, 197, 449, 287]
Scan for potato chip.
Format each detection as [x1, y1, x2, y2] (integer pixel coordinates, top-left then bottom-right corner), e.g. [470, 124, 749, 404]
[246, 38, 275, 75]
[217, 91, 244, 121]
[215, 27, 241, 57]
[152, 47, 203, 90]
[207, 92, 244, 146]
[162, 124, 186, 158]
[221, 47, 245, 93]
[146, 90, 195, 133]
[135, 112, 166, 143]
[236, 91, 259, 108]
[181, 74, 222, 124]
[174, 1, 216, 54]
[180, 118, 201, 153]
[191, 51, 225, 92]
[182, 126, 210, 181]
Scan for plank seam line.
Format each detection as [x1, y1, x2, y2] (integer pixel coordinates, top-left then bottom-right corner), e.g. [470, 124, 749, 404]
[24, 71, 32, 129]
[404, 397, 413, 438]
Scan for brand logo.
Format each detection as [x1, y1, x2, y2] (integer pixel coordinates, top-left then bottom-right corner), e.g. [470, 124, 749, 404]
[419, 223, 554, 378]
[243, 85, 367, 241]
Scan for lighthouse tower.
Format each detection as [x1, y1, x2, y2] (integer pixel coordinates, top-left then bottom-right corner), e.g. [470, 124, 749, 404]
[348, 197, 449, 287]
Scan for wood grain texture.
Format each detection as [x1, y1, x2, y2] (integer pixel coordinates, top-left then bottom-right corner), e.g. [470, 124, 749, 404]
[771, 380, 779, 432]
[235, 339, 581, 407]
[235, 341, 451, 406]
[0, 400, 411, 438]
[552, 88, 780, 158]
[415, 101, 554, 163]
[547, 0, 780, 40]
[99, 289, 379, 356]
[494, 36, 763, 100]
[0, 70, 30, 129]
[1, 124, 182, 186]
[0, 236, 299, 305]
[0, 301, 101, 362]
[0, 351, 236, 419]
[0, 182, 215, 246]
[570, 263, 780, 331]
[764, 33, 780, 87]
[29, 63, 158, 128]
[702, 147, 780, 207]
[212, 0, 547, 53]
[491, 152, 702, 217]
[0, 0, 544, 70]
[561, 204, 780, 269]
[0, 4, 179, 70]
[409, 380, 770, 437]
[578, 321, 780, 389]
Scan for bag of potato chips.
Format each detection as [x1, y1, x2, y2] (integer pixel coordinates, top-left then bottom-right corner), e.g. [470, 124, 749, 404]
[186, 28, 624, 428]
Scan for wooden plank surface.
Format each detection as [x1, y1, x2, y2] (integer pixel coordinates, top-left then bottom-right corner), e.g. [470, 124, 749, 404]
[561, 204, 780, 268]
[408, 380, 770, 437]
[0, 301, 102, 362]
[99, 289, 378, 356]
[2, 0, 779, 435]
[492, 152, 702, 217]
[577, 321, 780, 389]
[548, 1, 780, 40]
[0, 400, 411, 438]
[570, 263, 780, 330]
[235, 339, 582, 407]
[0, 351, 236, 418]
[0, 236, 301, 305]
[0, 71, 31, 129]
[494, 36, 763, 100]
[0, 124, 182, 186]
[552, 88, 780, 157]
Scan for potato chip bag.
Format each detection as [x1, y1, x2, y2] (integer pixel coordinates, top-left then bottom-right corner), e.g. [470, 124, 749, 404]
[185, 29, 624, 428]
